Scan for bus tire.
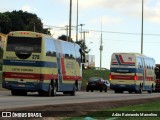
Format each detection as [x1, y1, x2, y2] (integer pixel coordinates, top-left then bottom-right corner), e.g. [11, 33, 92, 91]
[11, 90, 18, 96]
[86, 88, 89, 92]
[115, 90, 123, 93]
[100, 89, 103, 92]
[11, 90, 27, 96]
[38, 90, 46, 96]
[135, 84, 142, 94]
[52, 83, 57, 96]
[48, 83, 53, 96]
[70, 85, 76, 96]
[48, 81, 56, 96]
[148, 85, 153, 93]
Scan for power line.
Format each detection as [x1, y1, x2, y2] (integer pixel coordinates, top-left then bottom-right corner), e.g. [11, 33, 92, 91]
[44, 24, 160, 36]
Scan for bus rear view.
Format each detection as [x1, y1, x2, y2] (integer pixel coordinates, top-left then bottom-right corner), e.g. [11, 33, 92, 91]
[110, 53, 155, 93]
[2, 31, 42, 95]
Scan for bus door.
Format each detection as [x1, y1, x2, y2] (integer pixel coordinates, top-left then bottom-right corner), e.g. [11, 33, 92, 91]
[56, 40, 63, 85]
[142, 58, 146, 89]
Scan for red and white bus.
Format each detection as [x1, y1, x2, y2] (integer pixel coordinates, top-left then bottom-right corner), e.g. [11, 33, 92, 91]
[110, 53, 156, 93]
[2, 31, 82, 96]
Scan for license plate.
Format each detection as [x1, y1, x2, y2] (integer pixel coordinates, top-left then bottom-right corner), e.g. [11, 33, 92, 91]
[119, 85, 125, 87]
[91, 84, 96, 85]
[18, 84, 25, 87]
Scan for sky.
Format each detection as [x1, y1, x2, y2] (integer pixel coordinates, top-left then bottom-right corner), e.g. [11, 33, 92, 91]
[1, 0, 160, 69]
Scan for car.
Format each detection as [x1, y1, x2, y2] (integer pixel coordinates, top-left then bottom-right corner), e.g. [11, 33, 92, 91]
[86, 77, 108, 92]
[104, 79, 110, 88]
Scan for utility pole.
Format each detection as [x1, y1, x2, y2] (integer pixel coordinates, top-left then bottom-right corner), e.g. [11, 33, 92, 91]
[82, 31, 89, 52]
[65, 25, 69, 42]
[69, 0, 72, 42]
[76, 0, 79, 42]
[79, 24, 85, 40]
[99, 22, 103, 70]
[141, 0, 144, 54]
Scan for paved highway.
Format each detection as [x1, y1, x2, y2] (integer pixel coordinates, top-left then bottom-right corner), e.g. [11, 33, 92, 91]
[0, 90, 160, 110]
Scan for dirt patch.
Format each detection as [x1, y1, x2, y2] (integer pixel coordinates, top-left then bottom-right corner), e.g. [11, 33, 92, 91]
[1, 97, 160, 120]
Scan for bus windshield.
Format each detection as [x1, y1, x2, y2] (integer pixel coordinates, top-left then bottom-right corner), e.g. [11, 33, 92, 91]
[6, 36, 41, 59]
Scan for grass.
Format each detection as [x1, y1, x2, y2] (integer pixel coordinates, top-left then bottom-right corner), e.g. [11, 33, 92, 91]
[67, 100, 160, 120]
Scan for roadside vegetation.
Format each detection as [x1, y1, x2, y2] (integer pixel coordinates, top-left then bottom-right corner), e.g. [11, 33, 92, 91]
[67, 100, 160, 120]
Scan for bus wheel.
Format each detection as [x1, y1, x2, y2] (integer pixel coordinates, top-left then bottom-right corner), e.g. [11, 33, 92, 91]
[115, 90, 123, 93]
[11, 90, 19, 96]
[38, 90, 45, 96]
[135, 85, 142, 94]
[52, 83, 57, 96]
[48, 81, 57, 96]
[86, 88, 89, 92]
[70, 85, 76, 96]
[48, 83, 53, 96]
[100, 89, 103, 92]
[148, 85, 153, 93]
[11, 90, 27, 96]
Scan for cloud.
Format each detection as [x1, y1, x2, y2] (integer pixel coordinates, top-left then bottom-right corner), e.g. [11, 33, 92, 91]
[22, 5, 31, 12]
[144, 1, 160, 23]
[22, 5, 38, 13]
[90, 15, 122, 25]
[77, 0, 160, 24]
[78, 0, 141, 11]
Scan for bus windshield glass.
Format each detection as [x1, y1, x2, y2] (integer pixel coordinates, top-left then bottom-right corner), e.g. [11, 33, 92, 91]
[6, 36, 41, 59]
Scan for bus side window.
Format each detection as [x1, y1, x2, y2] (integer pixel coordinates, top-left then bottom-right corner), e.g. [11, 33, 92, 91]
[137, 57, 142, 68]
[70, 43, 76, 59]
[45, 38, 56, 57]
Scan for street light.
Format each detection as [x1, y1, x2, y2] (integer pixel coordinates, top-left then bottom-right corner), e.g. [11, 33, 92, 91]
[79, 24, 85, 40]
[76, 0, 79, 42]
[69, 0, 72, 42]
[141, 0, 144, 54]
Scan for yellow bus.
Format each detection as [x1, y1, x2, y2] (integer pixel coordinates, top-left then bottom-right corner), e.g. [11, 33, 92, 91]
[110, 53, 156, 93]
[2, 31, 82, 96]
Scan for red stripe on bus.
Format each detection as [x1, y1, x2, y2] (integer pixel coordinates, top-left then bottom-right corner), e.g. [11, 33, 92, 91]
[4, 72, 58, 80]
[63, 75, 82, 81]
[4, 72, 82, 81]
[118, 55, 135, 64]
[112, 75, 154, 81]
[4, 72, 41, 80]
[61, 58, 66, 74]
[112, 75, 134, 80]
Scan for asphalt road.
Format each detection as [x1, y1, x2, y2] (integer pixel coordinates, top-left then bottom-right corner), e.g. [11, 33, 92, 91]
[0, 90, 160, 110]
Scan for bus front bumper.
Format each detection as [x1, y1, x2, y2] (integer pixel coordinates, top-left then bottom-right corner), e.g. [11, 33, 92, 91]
[2, 81, 49, 92]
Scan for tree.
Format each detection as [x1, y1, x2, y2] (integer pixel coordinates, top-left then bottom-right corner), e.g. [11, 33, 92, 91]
[58, 35, 90, 54]
[0, 13, 12, 34]
[75, 40, 90, 54]
[0, 10, 50, 34]
[58, 34, 73, 42]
